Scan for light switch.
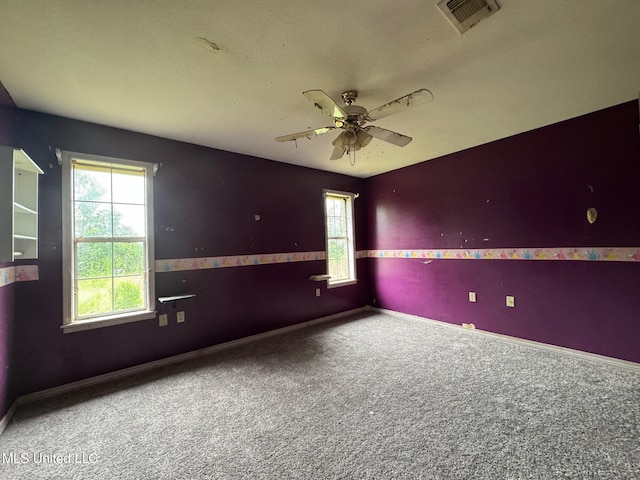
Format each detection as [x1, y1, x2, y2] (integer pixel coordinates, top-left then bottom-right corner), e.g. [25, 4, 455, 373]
[469, 292, 477, 302]
[506, 296, 515, 308]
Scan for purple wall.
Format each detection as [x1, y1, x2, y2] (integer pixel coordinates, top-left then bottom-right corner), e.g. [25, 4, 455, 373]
[367, 101, 640, 363]
[0, 277, 15, 418]
[0, 80, 15, 108]
[0, 106, 18, 418]
[5, 99, 640, 405]
[10, 109, 370, 395]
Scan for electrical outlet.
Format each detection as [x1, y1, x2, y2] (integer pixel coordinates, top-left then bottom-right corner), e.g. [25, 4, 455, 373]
[159, 314, 168, 327]
[506, 295, 515, 308]
[177, 311, 185, 323]
[469, 292, 477, 302]
[315, 288, 321, 297]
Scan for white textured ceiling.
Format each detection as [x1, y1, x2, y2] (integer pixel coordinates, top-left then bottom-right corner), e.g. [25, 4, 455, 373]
[1, 1, 639, 177]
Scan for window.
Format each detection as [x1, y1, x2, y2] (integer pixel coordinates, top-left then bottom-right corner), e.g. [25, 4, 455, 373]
[324, 189, 357, 287]
[61, 151, 155, 332]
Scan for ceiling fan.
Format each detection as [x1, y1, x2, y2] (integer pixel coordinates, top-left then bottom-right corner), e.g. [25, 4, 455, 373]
[275, 88, 433, 161]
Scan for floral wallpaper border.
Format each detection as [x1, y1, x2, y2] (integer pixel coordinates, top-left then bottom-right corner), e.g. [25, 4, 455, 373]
[366, 247, 640, 262]
[155, 246, 640, 272]
[155, 251, 330, 272]
[0, 265, 39, 288]
[3, 247, 639, 283]
[0, 266, 15, 288]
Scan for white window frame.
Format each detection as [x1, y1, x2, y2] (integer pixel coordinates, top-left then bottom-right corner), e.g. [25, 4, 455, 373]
[323, 189, 357, 288]
[61, 150, 156, 333]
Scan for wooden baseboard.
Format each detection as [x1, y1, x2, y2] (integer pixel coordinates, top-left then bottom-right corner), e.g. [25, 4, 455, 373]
[17, 306, 368, 406]
[373, 307, 640, 373]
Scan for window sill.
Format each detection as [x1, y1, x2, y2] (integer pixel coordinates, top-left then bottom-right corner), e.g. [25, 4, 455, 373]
[62, 310, 156, 333]
[327, 278, 358, 289]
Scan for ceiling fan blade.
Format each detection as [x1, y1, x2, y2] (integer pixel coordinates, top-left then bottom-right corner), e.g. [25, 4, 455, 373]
[330, 145, 346, 160]
[303, 90, 347, 120]
[367, 88, 433, 121]
[275, 126, 335, 142]
[364, 126, 412, 147]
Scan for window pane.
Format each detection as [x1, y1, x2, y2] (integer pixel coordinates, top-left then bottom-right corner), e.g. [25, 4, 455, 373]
[328, 216, 346, 237]
[328, 258, 348, 280]
[77, 242, 113, 279]
[328, 238, 346, 260]
[327, 217, 337, 237]
[77, 278, 113, 316]
[337, 258, 348, 279]
[114, 242, 144, 275]
[75, 202, 112, 237]
[333, 198, 345, 216]
[64, 152, 155, 327]
[113, 204, 145, 237]
[114, 276, 145, 310]
[325, 198, 335, 216]
[328, 258, 339, 279]
[324, 192, 355, 284]
[327, 197, 344, 216]
[112, 170, 145, 205]
[74, 167, 111, 202]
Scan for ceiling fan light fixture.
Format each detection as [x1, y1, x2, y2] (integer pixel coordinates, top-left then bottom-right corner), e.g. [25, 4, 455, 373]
[332, 131, 355, 150]
[356, 129, 373, 149]
[332, 129, 372, 152]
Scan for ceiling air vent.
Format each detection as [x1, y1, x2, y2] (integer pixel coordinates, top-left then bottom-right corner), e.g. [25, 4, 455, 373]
[436, 0, 500, 34]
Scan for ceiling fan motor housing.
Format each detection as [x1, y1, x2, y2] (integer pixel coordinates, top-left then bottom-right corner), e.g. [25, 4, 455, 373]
[342, 104, 369, 127]
[343, 104, 368, 116]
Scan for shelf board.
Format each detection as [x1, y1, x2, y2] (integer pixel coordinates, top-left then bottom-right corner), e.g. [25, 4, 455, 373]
[14, 234, 37, 240]
[309, 274, 331, 281]
[14, 202, 37, 215]
[14, 149, 44, 174]
[158, 294, 196, 304]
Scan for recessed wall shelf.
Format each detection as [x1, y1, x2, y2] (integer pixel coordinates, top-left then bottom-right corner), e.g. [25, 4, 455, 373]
[0, 147, 44, 262]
